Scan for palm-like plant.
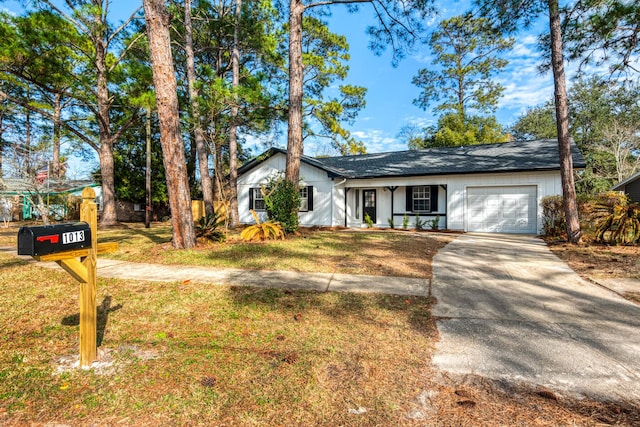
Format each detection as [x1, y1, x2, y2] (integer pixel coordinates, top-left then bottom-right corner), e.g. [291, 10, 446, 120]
[593, 202, 640, 245]
[240, 210, 285, 242]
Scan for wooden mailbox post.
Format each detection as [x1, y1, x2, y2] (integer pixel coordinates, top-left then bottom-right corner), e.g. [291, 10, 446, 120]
[19, 188, 117, 366]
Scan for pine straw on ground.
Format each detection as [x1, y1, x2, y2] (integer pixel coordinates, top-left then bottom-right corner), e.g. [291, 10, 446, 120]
[1, 253, 639, 426]
[2, 224, 639, 425]
[546, 239, 640, 304]
[546, 240, 640, 280]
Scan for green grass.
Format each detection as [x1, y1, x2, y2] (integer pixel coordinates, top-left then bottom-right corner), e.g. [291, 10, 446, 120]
[0, 252, 437, 425]
[96, 223, 450, 278]
[0, 227, 634, 425]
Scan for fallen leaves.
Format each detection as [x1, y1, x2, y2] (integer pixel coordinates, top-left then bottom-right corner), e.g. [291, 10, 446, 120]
[200, 376, 217, 388]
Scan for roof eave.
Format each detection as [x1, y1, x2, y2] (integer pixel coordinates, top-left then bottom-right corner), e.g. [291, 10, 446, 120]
[343, 166, 585, 180]
[612, 171, 640, 190]
[237, 147, 348, 179]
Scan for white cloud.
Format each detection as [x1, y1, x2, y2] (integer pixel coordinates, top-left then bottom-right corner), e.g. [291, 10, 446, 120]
[1, 7, 17, 16]
[351, 129, 405, 153]
[402, 116, 436, 129]
[511, 35, 539, 58]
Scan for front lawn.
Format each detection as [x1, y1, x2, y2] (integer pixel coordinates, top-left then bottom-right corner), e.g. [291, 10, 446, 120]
[94, 223, 453, 278]
[1, 253, 636, 426]
[2, 222, 638, 425]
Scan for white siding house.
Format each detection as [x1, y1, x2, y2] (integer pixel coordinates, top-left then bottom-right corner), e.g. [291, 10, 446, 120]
[237, 139, 585, 234]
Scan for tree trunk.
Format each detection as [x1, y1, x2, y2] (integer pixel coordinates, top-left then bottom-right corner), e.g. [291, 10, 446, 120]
[285, 0, 304, 186]
[95, 34, 118, 226]
[145, 107, 152, 229]
[184, 0, 215, 217]
[52, 92, 61, 179]
[548, 0, 581, 244]
[143, 0, 196, 249]
[25, 106, 31, 172]
[228, 0, 241, 228]
[214, 140, 224, 201]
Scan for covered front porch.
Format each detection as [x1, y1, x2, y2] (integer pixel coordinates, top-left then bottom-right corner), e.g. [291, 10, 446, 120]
[341, 183, 447, 229]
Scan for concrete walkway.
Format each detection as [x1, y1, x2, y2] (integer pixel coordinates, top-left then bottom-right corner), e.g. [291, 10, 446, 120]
[2, 248, 430, 297]
[431, 233, 640, 403]
[95, 259, 430, 296]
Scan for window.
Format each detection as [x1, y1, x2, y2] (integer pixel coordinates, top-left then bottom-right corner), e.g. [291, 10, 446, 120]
[250, 186, 312, 212]
[249, 188, 265, 211]
[406, 185, 438, 212]
[299, 187, 308, 211]
[299, 186, 313, 212]
[412, 186, 431, 212]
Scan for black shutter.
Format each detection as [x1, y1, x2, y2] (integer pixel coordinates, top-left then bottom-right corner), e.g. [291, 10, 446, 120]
[430, 185, 438, 212]
[307, 186, 314, 211]
[406, 186, 413, 211]
[249, 188, 255, 210]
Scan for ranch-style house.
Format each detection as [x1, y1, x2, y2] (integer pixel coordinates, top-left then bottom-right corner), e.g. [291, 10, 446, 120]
[237, 139, 585, 234]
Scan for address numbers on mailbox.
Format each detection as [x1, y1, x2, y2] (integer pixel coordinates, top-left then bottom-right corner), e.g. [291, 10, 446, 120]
[62, 230, 86, 245]
[18, 222, 92, 256]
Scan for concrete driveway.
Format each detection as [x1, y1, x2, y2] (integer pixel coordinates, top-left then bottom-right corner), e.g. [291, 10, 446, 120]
[431, 233, 640, 402]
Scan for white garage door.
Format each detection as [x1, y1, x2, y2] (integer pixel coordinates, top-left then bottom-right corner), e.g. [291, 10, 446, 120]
[467, 186, 538, 233]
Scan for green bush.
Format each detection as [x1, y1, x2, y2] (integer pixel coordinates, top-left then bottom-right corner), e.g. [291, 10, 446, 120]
[195, 212, 226, 242]
[263, 176, 300, 234]
[402, 214, 410, 230]
[364, 213, 374, 228]
[388, 217, 395, 229]
[415, 214, 425, 231]
[428, 215, 440, 230]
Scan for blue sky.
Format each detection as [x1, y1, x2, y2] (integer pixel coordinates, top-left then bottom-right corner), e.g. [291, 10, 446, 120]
[316, 5, 555, 155]
[3, 1, 587, 176]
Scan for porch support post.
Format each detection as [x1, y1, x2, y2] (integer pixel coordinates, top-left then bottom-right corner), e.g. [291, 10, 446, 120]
[440, 184, 447, 228]
[344, 187, 351, 227]
[386, 186, 398, 225]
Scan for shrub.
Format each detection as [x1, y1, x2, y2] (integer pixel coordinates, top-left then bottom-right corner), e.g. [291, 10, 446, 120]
[428, 215, 440, 230]
[195, 212, 226, 242]
[388, 217, 395, 229]
[263, 175, 300, 234]
[541, 195, 565, 237]
[402, 214, 410, 230]
[241, 210, 285, 242]
[364, 213, 374, 228]
[415, 214, 425, 231]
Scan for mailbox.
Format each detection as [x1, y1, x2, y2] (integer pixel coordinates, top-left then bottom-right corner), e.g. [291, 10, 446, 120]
[18, 222, 92, 256]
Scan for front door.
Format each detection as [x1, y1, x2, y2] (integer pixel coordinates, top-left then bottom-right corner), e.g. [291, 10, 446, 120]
[363, 189, 376, 224]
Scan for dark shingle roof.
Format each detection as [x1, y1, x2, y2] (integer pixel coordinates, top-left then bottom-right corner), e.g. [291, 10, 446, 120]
[239, 139, 586, 179]
[612, 170, 640, 190]
[237, 147, 346, 178]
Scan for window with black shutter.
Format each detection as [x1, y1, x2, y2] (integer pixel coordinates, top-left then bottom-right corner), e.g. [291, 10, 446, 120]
[249, 188, 265, 211]
[299, 186, 314, 212]
[406, 185, 438, 212]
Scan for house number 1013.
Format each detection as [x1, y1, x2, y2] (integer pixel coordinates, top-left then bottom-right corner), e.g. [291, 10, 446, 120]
[62, 230, 85, 245]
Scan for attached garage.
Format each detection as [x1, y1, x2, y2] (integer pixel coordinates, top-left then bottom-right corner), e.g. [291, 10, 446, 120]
[467, 186, 538, 234]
